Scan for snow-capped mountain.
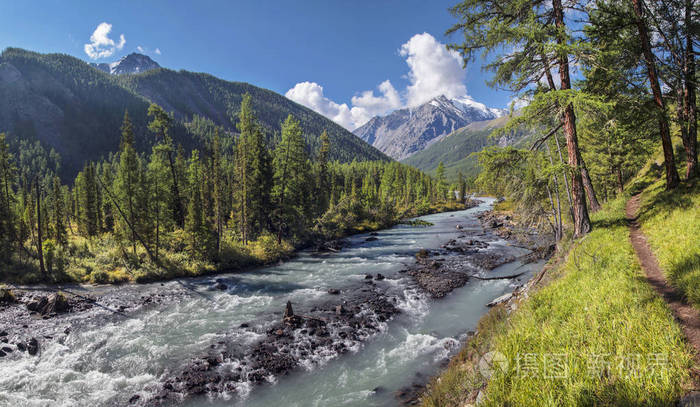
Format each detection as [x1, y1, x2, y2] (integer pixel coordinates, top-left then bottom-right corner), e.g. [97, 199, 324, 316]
[354, 95, 505, 160]
[90, 53, 161, 75]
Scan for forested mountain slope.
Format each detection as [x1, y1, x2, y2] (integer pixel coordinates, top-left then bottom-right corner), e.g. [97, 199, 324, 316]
[116, 68, 379, 160]
[0, 48, 386, 179]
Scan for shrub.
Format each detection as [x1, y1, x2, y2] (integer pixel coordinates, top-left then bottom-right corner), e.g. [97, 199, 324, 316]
[249, 233, 294, 264]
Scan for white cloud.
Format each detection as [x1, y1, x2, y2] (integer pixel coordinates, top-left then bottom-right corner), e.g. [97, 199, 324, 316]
[286, 80, 403, 130]
[155, 48, 162, 55]
[400, 32, 467, 106]
[136, 45, 145, 53]
[349, 80, 403, 126]
[285, 32, 472, 130]
[285, 82, 356, 129]
[84, 22, 125, 60]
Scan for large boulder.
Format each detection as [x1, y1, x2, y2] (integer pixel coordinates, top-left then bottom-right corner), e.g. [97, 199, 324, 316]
[27, 293, 70, 315]
[27, 338, 39, 356]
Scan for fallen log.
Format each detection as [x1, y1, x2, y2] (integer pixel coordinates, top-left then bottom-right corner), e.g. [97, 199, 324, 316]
[471, 271, 526, 281]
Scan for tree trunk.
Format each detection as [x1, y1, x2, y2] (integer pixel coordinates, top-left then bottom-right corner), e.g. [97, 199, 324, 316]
[616, 165, 624, 194]
[683, 0, 698, 178]
[546, 142, 563, 241]
[155, 177, 160, 262]
[554, 134, 575, 222]
[166, 150, 185, 228]
[545, 184, 560, 241]
[579, 157, 601, 212]
[96, 174, 159, 264]
[552, 0, 591, 237]
[632, 0, 681, 189]
[544, 56, 594, 218]
[35, 178, 46, 275]
[676, 85, 688, 157]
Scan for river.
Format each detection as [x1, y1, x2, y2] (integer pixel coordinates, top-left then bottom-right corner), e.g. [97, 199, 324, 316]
[0, 198, 544, 406]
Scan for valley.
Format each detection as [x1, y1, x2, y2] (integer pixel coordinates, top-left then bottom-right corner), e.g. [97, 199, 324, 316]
[1, 0, 698, 406]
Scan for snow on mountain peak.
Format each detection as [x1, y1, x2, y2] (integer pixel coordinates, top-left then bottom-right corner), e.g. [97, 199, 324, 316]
[354, 94, 505, 160]
[451, 96, 505, 118]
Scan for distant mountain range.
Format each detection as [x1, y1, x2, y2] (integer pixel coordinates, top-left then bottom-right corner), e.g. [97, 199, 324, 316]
[401, 114, 532, 181]
[0, 48, 387, 179]
[90, 53, 161, 75]
[354, 95, 505, 161]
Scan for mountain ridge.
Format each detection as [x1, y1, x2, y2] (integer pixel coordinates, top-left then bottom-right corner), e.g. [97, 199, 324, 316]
[0, 47, 387, 179]
[354, 95, 504, 160]
[401, 114, 531, 181]
[90, 52, 161, 75]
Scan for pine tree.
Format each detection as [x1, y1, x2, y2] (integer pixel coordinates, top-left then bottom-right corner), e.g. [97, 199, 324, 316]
[34, 177, 46, 275]
[0, 133, 17, 261]
[436, 162, 446, 201]
[250, 113, 273, 237]
[631, 0, 680, 189]
[448, 0, 593, 236]
[147, 144, 171, 261]
[458, 171, 467, 202]
[210, 129, 225, 253]
[273, 114, 310, 242]
[148, 104, 185, 226]
[115, 112, 141, 253]
[185, 150, 209, 258]
[316, 130, 331, 216]
[76, 163, 99, 237]
[49, 176, 67, 245]
[234, 93, 272, 243]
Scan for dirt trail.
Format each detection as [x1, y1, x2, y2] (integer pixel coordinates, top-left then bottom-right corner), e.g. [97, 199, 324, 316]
[626, 194, 700, 390]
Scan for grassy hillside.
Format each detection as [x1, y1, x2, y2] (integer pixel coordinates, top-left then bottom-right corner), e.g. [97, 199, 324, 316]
[0, 48, 386, 179]
[422, 193, 696, 406]
[401, 115, 527, 181]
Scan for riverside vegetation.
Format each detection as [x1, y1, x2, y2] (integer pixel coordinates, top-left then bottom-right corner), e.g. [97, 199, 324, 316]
[0, 94, 466, 285]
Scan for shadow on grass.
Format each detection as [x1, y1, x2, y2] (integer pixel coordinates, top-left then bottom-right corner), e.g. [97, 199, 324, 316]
[638, 181, 699, 224]
[575, 386, 678, 407]
[592, 215, 629, 230]
[667, 253, 700, 306]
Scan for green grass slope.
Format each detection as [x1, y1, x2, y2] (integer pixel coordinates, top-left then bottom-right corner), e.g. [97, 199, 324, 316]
[623, 140, 700, 309]
[638, 181, 700, 308]
[422, 196, 695, 406]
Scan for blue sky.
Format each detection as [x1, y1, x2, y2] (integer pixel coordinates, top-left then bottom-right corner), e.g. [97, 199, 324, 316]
[1, 0, 514, 129]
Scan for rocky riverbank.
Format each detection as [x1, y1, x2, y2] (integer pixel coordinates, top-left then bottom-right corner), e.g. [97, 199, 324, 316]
[403, 208, 553, 300]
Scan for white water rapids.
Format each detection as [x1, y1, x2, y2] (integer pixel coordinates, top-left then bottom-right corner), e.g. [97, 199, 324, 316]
[0, 199, 544, 406]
